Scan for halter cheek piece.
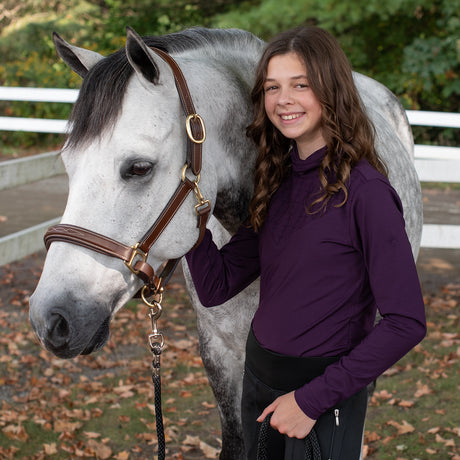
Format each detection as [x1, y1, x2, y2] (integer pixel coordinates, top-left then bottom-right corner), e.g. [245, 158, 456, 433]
[44, 48, 211, 299]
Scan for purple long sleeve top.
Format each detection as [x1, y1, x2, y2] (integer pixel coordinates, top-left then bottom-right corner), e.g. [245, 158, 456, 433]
[186, 145, 426, 420]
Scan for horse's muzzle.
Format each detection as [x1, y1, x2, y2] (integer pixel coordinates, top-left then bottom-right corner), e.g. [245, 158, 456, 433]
[37, 308, 111, 359]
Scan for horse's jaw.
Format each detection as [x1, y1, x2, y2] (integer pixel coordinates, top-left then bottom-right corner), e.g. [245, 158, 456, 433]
[29, 244, 139, 359]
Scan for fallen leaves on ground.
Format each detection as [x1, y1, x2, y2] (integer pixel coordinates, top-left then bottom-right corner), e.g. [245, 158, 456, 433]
[0, 255, 221, 459]
[1, 252, 459, 459]
[363, 278, 459, 459]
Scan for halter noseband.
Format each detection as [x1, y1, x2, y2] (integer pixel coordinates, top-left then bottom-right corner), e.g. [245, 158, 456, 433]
[44, 48, 211, 297]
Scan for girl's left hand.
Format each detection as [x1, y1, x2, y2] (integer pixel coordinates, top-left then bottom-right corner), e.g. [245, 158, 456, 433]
[257, 391, 316, 439]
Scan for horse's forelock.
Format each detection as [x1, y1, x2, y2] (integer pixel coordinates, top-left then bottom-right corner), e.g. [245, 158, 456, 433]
[66, 49, 132, 151]
[65, 28, 261, 151]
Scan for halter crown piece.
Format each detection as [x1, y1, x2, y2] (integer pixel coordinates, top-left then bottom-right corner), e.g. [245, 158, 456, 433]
[44, 47, 211, 299]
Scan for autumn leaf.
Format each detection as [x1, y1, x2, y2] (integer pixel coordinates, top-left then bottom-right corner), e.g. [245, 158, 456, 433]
[435, 433, 456, 447]
[200, 440, 220, 458]
[54, 420, 82, 433]
[43, 443, 58, 455]
[174, 339, 195, 350]
[387, 420, 415, 435]
[373, 389, 393, 400]
[365, 431, 381, 442]
[414, 381, 433, 398]
[181, 435, 220, 458]
[2, 423, 28, 441]
[382, 366, 401, 376]
[113, 384, 135, 398]
[202, 401, 216, 409]
[84, 431, 102, 439]
[87, 439, 112, 459]
[183, 434, 201, 447]
[398, 400, 415, 408]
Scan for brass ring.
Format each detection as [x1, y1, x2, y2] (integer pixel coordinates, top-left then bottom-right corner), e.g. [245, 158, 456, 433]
[185, 114, 206, 144]
[181, 163, 200, 184]
[141, 285, 163, 309]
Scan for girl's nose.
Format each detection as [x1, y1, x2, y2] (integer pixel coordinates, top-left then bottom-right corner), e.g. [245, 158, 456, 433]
[278, 88, 294, 105]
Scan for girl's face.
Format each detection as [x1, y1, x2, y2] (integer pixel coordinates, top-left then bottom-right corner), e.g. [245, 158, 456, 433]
[264, 52, 325, 159]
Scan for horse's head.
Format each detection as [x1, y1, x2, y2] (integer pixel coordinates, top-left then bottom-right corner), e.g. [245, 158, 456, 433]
[29, 27, 261, 358]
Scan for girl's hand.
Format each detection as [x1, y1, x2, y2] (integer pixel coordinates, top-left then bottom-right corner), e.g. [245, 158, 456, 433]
[257, 391, 316, 439]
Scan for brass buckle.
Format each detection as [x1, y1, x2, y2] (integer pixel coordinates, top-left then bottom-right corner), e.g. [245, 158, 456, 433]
[185, 114, 206, 144]
[124, 243, 147, 275]
[195, 200, 211, 215]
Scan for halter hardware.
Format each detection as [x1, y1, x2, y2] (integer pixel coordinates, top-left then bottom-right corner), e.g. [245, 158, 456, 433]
[180, 163, 212, 217]
[194, 189, 211, 216]
[124, 242, 148, 276]
[147, 299, 165, 354]
[141, 284, 163, 308]
[186, 113, 206, 144]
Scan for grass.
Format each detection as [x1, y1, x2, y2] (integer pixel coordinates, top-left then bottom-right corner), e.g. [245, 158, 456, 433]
[421, 182, 460, 191]
[363, 283, 459, 459]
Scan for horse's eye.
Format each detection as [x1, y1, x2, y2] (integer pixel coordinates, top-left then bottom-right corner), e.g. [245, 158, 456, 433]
[131, 162, 152, 176]
[122, 160, 154, 179]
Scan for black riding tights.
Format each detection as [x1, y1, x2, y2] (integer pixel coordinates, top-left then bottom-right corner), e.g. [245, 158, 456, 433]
[241, 366, 367, 459]
[241, 328, 368, 460]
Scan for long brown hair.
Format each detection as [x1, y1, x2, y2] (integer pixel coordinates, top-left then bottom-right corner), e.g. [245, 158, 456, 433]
[247, 26, 388, 231]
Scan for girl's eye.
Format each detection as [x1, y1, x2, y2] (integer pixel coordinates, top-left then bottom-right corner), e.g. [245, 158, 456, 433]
[264, 85, 278, 92]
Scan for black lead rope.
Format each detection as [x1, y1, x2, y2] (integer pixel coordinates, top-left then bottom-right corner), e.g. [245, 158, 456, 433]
[257, 413, 322, 460]
[151, 342, 165, 460]
[145, 260, 180, 460]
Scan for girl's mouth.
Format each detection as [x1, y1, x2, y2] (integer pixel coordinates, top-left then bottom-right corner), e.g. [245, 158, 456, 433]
[280, 113, 303, 121]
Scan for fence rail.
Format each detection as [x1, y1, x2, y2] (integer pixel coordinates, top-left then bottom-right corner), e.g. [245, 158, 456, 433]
[0, 87, 78, 134]
[0, 87, 459, 266]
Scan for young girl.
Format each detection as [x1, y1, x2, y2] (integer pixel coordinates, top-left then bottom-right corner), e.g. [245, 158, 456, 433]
[186, 26, 426, 459]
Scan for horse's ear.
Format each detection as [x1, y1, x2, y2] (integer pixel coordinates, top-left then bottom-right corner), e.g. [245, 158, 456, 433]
[53, 32, 104, 78]
[125, 26, 169, 85]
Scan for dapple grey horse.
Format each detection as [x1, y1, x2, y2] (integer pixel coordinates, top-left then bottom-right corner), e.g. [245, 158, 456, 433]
[29, 27, 422, 459]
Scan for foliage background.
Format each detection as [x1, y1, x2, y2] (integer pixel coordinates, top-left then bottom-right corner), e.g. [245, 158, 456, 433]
[0, 0, 459, 150]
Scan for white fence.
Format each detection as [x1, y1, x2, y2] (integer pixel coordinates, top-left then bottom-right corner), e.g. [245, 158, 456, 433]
[0, 87, 459, 266]
[0, 86, 77, 133]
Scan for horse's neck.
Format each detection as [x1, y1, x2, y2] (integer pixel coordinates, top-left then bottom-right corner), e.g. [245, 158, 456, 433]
[180, 48, 261, 235]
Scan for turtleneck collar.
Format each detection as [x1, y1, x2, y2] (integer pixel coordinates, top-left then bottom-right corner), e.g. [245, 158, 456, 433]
[291, 143, 327, 174]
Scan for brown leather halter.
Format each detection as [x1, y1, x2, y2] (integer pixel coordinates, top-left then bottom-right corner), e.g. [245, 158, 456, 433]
[44, 47, 211, 298]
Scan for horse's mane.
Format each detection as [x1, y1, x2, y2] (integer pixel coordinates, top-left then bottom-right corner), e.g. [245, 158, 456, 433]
[66, 28, 263, 150]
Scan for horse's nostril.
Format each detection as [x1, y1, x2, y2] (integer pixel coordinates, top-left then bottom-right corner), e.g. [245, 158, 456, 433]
[47, 312, 70, 348]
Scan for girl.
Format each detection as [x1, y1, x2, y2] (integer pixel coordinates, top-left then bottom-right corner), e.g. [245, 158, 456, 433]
[186, 26, 426, 459]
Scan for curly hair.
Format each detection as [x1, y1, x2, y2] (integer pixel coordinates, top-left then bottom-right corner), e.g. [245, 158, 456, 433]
[247, 26, 388, 231]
